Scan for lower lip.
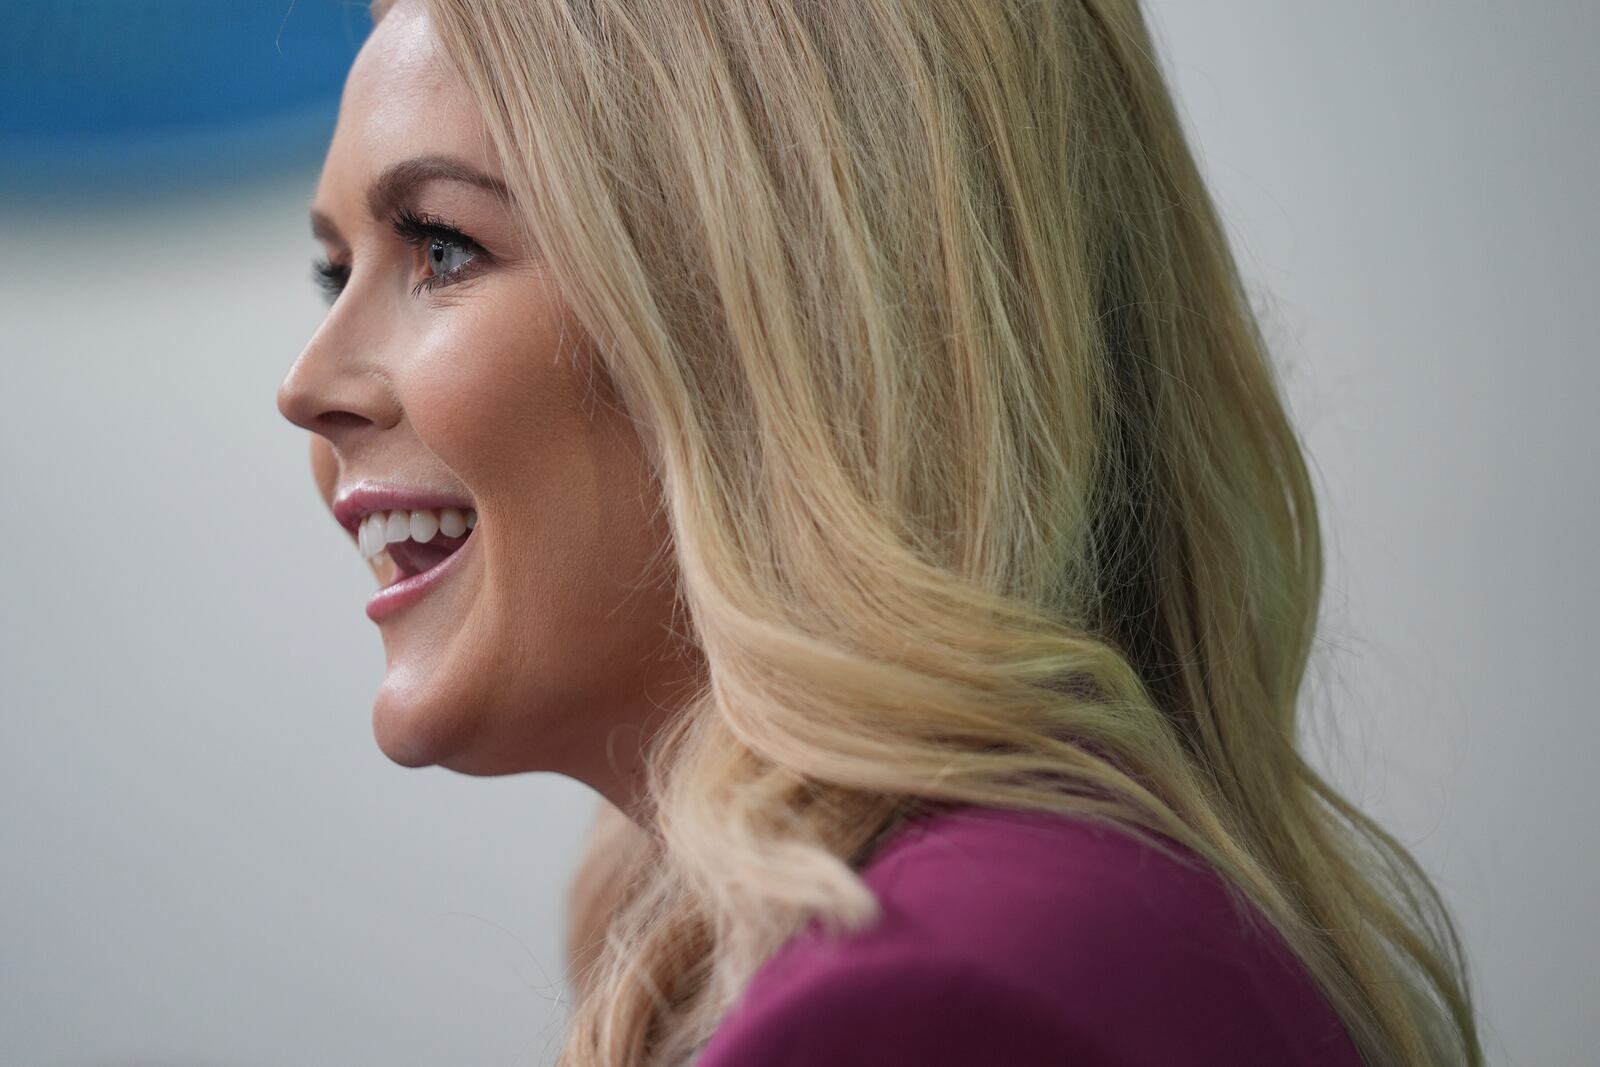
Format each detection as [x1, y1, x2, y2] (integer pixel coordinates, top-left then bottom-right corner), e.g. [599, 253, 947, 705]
[365, 528, 477, 623]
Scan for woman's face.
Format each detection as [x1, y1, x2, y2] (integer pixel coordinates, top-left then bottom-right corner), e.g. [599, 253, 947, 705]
[277, 0, 699, 812]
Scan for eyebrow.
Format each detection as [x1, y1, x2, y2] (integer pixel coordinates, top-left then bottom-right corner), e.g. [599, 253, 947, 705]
[309, 154, 513, 246]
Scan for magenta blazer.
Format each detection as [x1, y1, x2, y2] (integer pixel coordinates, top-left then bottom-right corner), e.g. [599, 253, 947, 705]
[695, 803, 1364, 1066]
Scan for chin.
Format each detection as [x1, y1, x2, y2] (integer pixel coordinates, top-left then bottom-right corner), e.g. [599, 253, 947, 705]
[370, 694, 539, 777]
[371, 711, 442, 769]
[370, 685, 467, 770]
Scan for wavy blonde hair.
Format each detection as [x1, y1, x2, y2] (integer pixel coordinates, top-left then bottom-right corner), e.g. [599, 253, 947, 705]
[411, 1, 1484, 1063]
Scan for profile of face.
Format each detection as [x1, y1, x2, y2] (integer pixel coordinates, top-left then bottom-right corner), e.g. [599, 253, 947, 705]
[277, 0, 700, 809]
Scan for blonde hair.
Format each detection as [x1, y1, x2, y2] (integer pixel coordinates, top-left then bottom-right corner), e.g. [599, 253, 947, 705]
[414, 1, 1483, 1064]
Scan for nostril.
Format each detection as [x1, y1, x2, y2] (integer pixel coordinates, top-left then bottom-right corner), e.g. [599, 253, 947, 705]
[315, 410, 370, 431]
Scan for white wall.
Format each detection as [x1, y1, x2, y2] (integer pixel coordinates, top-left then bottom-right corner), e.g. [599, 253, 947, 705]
[2, 4, 1593, 1064]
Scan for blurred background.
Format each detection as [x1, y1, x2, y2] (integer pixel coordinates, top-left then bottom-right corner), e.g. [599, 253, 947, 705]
[1, 2, 1593, 1064]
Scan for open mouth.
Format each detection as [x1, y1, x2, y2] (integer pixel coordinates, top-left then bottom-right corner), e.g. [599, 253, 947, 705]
[355, 506, 478, 585]
[386, 527, 472, 580]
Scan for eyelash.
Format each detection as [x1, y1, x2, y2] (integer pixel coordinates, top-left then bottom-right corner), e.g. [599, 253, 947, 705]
[311, 207, 488, 305]
[311, 259, 350, 304]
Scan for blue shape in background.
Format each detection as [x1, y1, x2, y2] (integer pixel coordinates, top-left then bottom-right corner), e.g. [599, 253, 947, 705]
[0, 0, 371, 200]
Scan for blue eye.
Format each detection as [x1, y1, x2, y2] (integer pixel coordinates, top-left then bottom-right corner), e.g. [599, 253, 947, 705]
[307, 210, 489, 305]
[389, 208, 489, 294]
[425, 237, 475, 279]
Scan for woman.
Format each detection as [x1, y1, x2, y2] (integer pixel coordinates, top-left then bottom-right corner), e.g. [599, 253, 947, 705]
[277, 1, 1484, 1064]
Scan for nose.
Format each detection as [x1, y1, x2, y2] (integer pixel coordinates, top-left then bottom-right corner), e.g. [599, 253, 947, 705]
[276, 313, 399, 441]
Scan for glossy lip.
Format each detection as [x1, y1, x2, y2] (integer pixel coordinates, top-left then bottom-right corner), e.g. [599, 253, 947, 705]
[331, 481, 477, 543]
[365, 523, 478, 623]
[329, 481, 480, 623]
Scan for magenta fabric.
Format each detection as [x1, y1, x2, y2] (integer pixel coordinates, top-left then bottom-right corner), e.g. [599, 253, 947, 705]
[694, 803, 1365, 1066]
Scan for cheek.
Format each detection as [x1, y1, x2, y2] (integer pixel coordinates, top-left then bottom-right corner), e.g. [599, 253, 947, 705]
[403, 284, 591, 481]
[396, 287, 678, 764]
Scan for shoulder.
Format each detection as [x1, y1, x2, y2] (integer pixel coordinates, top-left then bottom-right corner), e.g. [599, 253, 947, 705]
[695, 805, 1362, 1067]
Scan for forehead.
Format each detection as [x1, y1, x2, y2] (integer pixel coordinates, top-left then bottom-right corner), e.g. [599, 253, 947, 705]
[318, 3, 492, 205]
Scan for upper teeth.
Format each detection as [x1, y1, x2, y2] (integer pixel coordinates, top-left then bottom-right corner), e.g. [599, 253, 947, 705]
[358, 507, 477, 561]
